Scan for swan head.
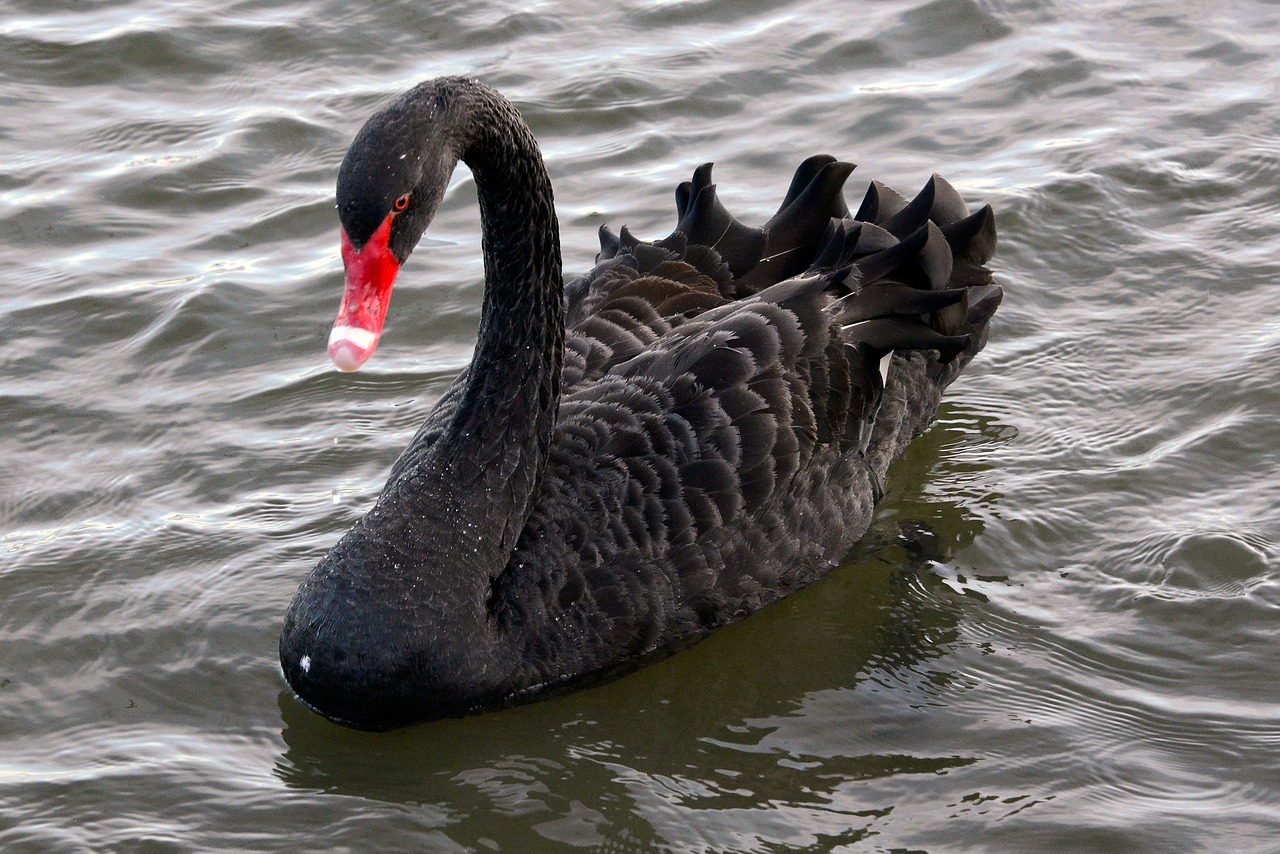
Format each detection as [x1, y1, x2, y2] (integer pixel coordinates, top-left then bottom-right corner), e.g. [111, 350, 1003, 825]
[329, 84, 463, 371]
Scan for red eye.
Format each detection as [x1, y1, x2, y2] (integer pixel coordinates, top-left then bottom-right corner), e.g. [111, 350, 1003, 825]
[393, 194, 410, 212]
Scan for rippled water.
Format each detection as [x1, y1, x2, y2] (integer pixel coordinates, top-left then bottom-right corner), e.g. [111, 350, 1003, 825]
[3, 0, 1278, 850]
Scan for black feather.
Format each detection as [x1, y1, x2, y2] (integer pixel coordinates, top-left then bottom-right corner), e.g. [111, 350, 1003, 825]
[281, 77, 1003, 730]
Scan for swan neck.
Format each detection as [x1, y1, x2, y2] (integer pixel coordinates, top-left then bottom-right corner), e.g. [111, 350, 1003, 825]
[439, 82, 564, 554]
[464, 89, 564, 411]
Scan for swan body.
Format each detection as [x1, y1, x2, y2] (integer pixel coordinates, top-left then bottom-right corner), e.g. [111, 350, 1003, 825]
[280, 77, 1001, 729]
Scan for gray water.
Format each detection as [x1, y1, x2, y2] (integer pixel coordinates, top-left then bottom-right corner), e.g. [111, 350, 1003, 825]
[2, 0, 1278, 851]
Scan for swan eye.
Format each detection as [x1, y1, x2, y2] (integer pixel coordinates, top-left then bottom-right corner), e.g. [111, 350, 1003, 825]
[393, 193, 410, 212]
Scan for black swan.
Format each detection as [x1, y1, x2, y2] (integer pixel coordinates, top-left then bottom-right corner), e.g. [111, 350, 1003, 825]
[280, 77, 1001, 729]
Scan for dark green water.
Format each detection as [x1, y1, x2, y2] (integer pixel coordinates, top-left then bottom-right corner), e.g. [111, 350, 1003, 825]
[2, 0, 1278, 851]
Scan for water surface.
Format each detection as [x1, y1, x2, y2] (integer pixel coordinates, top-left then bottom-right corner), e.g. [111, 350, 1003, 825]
[2, 0, 1278, 851]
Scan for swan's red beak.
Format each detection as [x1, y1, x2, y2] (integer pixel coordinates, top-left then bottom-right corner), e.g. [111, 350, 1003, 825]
[330, 216, 400, 371]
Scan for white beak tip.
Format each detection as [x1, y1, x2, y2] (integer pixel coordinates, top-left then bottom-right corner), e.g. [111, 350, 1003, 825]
[328, 325, 379, 372]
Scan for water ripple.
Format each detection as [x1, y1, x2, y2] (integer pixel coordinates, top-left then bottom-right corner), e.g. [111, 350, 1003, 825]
[2, 0, 1279, 851]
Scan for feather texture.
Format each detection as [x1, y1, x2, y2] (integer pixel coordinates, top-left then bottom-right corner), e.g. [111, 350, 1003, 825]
[280, 78, 1002, 729]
